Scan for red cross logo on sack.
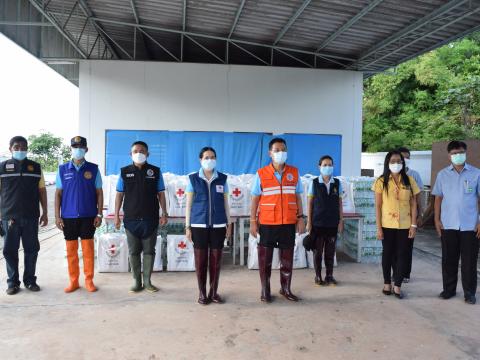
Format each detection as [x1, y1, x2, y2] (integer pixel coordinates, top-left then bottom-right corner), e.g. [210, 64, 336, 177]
[178, 241, 187, 249]
[231, 187, 244, 202]
[176, 188, 185, 199]
[108, 244, 117, 255]
[233, 188, 242, 197]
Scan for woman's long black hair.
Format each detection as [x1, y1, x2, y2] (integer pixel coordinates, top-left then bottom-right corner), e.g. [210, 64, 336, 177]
[380, 150, 411, 194]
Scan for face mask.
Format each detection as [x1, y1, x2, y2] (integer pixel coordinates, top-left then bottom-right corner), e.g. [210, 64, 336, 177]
[201, 159, 216, 171]
[72, 148, 86, 160]
[12, 151, 27, 161]
[404, 159, 411, 168]
[132, 153, 147, 164]
[389, 163, 403, 174]
[320, 166, 334, 176]
[451, 153, 466, 166]
[272, 151, 287, 164]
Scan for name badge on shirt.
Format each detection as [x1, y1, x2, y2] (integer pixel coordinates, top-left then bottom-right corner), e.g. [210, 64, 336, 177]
[464, 180, 474, 194]
[5, 164, 15, 171]
[216, 185, 224, 193]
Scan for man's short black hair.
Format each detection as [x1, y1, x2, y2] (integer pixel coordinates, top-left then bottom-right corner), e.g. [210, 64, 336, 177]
[319, 155, 334, 165]
[9, 136, 28, 148]
[447, 140, 467, 153]
[199, 146, 217, 159]
[269, 137, 287, 150]
[131, 141, 148, 151]
[397, 147, 410, 156]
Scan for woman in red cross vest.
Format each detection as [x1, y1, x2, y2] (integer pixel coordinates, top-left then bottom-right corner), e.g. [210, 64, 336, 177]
[250, 138, 306, 303]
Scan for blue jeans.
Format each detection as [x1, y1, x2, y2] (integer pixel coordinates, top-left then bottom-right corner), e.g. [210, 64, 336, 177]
[2, 218, 40, 288]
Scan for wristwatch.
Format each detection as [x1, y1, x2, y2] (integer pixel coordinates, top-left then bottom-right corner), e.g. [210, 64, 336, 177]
[96, 214, 103, 218]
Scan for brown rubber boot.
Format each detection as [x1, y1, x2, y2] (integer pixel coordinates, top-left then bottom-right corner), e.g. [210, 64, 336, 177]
[258, 245, 274, 303]
[194, 248, 209, 305]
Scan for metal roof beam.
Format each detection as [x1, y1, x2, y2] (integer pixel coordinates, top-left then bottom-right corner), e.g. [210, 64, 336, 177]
[138, 27, 179, 62]
[184, 35, 225, 64]
[28, 0, 88, 59]
[359, 5, 480, 70]
[0, 21, 54, 26]
[77, 0, 120, 59]
[229, 41, 269, 65]
[91, 16, 356, 62]
[228, 0, 246, 38]
[129, 0, 152, 60]
[316, 0, 384, 52]
[273, 0, 311, 45]
[181, 0, 186, 61]
[275, 48, 312, 68]
[352, 0, 470, 67]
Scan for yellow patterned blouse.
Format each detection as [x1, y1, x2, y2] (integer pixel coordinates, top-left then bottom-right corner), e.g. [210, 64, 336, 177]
[372, 175, 420, 229]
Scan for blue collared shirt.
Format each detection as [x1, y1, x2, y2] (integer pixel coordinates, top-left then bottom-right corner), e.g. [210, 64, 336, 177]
[186, 168, 229, 193]
[432, 163, 480, 231]
[56, 160, 103, 189]
[250, 166, 303, 196]
[407, 168, 424, 190]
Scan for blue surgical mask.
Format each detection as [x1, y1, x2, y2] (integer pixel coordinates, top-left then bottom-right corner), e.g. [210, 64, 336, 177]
[320, 166, 334, 176]
[451, 153, 466, 166]
[72, 148, 86, 160]
[272, 151, 287, 165]
[201, 159, 216, 171]
[12, 151, 27, 161]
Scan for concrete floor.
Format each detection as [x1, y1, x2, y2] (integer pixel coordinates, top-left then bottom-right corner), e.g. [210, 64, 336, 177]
[0, 229, 479, 360]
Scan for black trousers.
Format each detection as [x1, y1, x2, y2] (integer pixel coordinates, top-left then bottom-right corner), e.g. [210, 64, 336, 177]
[382, 228, 409, 287]
[313, 227, 337, 277]
[404, 237, 415, 279]
[441, 230, 479, 297]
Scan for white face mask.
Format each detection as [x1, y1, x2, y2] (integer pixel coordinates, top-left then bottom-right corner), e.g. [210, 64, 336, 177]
[201, 159, 216, 171]
[272, 151, 287, 164]
[132, 153, 147, 164]
[389, 163, 403, 174]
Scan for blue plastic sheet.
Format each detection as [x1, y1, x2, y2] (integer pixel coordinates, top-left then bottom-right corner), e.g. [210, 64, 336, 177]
[105, 130, 341, 176]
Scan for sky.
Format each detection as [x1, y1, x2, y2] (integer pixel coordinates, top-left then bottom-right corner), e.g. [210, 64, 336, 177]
[0, 33, 78, 156]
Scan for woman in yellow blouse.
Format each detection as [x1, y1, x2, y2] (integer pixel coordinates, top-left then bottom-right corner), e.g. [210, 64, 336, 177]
[373, 150, 420, 299]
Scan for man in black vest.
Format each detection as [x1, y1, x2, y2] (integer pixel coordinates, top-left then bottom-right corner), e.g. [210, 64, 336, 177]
[114, 141, 168, 293]
[306, 155, 344, 286]
[0, 136, 48, 295]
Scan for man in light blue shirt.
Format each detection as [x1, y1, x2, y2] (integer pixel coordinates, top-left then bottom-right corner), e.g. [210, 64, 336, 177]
[398, 147, 424, 283]
[432, 141, 480, 305]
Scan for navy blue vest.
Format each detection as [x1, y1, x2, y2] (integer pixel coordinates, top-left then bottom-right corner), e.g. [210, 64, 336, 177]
[121, 163, 160, 221]
[59, 161, 99, 218]
[312, 177, 340, 228]
[189, 171, 227, 228]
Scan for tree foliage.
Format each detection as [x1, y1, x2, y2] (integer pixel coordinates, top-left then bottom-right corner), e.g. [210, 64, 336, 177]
[363, 33, 480, 152]
[28, 132, 70, 171]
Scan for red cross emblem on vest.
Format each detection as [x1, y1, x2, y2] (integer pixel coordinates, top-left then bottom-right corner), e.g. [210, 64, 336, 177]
[232, 188, 242, 197]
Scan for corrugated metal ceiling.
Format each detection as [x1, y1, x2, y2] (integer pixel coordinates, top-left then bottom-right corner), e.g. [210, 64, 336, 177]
[1, 0, 479, 85]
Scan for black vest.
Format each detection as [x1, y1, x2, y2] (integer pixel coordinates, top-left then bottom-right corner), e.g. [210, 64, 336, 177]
[0, 159, 41, 220]
[312, 177, 340, 228]
[121, 163, 160, 221]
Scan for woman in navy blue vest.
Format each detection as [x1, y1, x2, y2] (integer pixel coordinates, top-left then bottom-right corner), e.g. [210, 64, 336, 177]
[185, 147, 232, 305]
[306, 155, 344, 286]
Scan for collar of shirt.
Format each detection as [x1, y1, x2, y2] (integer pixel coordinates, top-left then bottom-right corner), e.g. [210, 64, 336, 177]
[199, 168, 218, 183]
[448, 163, 471, 173]
[69, 160, 86, 171]
[318, 176, 335, 186]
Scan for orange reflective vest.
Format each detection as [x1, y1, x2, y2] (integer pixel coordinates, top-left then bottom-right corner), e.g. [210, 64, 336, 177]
[257, 164, 299, 225]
